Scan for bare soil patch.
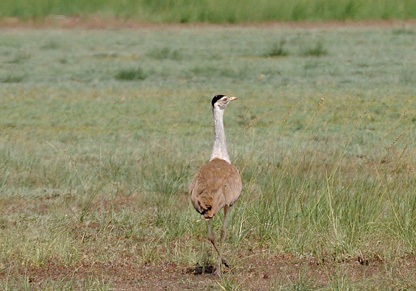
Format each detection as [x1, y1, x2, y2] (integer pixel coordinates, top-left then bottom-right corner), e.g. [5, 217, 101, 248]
[3, 252, 414, 290]
[0, 16, 415, 30]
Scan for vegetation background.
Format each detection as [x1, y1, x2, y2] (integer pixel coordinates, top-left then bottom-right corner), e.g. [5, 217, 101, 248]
[1, 1, 416, 290]
[1, 0, 416, 23]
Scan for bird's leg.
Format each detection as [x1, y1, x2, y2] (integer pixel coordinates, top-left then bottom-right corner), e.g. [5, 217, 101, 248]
[207, 219, 221, 257]
[219, 205, 231, 268]
[207, 220, 222, 275]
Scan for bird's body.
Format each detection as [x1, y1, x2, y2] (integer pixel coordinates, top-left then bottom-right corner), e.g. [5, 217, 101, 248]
[189, 94, 242, 275]
[190, 158, 242, 220]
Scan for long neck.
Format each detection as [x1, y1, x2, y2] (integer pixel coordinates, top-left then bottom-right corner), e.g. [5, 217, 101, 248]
[210, 107, 231, 163]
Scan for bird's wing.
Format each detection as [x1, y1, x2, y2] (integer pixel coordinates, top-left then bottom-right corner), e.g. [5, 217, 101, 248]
[222, 164, 242, 206]
[190, 159, 242, 218]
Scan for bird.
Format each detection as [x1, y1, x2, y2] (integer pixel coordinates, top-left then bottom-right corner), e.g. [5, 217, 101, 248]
[189, 94, 242, 275]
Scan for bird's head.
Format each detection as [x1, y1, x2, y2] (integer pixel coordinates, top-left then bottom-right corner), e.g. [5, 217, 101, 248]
[211, 94, 238, 110]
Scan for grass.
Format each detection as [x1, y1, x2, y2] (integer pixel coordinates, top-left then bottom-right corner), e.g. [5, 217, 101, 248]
[114, 67, 147, 81]
[263, 39, 289, 57]
[1, 74, 25, 83]
[147, 47, 183, 60]
[300, 41, 328, 57]
[1, 0, 416, 22]
[0, 24, 416, 289]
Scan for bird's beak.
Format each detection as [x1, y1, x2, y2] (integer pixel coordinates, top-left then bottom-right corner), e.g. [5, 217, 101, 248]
[229, 96, 238, 101]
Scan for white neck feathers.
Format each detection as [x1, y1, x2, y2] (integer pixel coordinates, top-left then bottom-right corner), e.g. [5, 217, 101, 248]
[210, 107, 231, 163]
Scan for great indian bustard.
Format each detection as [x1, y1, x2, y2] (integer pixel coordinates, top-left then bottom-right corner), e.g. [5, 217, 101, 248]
[189, 94, 242, 275]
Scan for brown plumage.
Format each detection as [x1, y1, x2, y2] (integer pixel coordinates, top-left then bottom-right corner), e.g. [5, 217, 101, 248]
[190, 158, 242, 220]
[189, 94, 242, 275]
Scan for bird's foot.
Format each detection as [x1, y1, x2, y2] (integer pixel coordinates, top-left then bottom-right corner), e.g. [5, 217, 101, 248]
[213, 267, 221, 276]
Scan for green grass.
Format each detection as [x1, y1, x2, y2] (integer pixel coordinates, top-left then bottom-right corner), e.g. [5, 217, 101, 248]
[300, 41, 328, 57]
[1, 0, 416, 22]
[263, 39, 289, 57]
[115, 67, 148, 81]
[1, 25, 416, 289]
[147, 47, 183, 60]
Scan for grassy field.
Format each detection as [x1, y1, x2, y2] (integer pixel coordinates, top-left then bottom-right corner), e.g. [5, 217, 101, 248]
[1, 23, 416, 289]
[1, 0, 416, 23]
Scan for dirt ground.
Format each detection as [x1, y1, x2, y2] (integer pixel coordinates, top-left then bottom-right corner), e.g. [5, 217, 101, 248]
[0, 16, 415, 30]
[8, 253, 416, 290]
